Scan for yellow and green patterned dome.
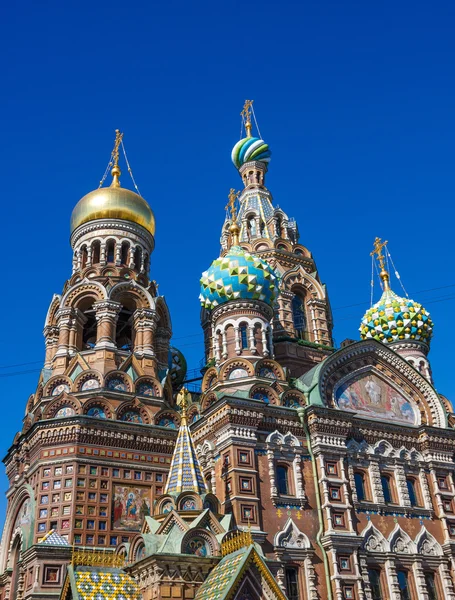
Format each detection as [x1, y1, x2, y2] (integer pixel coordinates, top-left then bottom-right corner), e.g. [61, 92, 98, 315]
[199, 246, 278, 311]
[360, 288, 433, 346]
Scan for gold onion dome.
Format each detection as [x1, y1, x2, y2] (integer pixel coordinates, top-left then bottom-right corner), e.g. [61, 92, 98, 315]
[70, 165, 155, 236]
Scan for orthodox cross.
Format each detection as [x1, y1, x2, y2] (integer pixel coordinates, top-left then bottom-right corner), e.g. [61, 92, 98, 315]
[111, 129, 124, 169]
[370, 237, 388, 271]
[241, 99, 254, 136]
[226, 188, 240, 223]
[177, 387, 191, 418]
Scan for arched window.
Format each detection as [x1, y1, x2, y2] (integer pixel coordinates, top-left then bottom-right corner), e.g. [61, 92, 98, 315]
[106, 240, 115, 263]
[424, 572, 439, 600]
[354, 472, 366, 502]
[120, 242, 129, 265]
[240, 324, 248, 349]
[78, 298, 97, 349]
[92, 241, 101, 264]
[381, 474, 393, 504]
[80, 246, 88, 269]
[134, 246, 142, 270]
[115, 299, 135, 350]
[406, 478, 418, 507]
[277, 465, 290, 495]
[292, 295, 306, 338]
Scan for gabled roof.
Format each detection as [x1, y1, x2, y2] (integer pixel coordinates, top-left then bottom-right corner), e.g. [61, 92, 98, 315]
[164, 402, 208, 496]
[61, 565, 141, 600]
[194, 545, 286, 600]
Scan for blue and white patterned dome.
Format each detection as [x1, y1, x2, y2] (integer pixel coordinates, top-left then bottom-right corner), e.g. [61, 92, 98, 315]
[231, 136, 271, 169]
[199, 246, 278, 311]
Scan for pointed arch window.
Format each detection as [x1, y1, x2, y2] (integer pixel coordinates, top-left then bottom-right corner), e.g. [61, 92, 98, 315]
[292, 295, 306, 339]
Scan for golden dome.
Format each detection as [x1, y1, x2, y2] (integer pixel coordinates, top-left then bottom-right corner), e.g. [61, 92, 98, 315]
[70, 170, 155, 236]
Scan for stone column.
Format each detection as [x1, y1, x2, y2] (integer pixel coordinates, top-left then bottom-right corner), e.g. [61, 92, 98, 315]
[221, 330, 228, 360]
[43, 325, 59, 368]
[303, 555, 318, 600]
[234, 326, 241, 355]
[248, 325, 256, 353]
[267, 448, 278, 498]
[261, 327, 269, 356]
[93, 300, 122, 349]
[369, 459, 385, 503]
[419, 469, 433, 510]
[100, 241, 107, 266]
[439, 560, 455, 600]
[293, 452, 306, 505]
[412, 559, 428, 600]
[134, 309, 157, 358]
[385, 559, 402, 600]
[54, 308, 76, 357]
[395, 463, 411, 507]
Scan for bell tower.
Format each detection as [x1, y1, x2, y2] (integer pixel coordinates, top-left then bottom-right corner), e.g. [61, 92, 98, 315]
[223, 101, 335, 377]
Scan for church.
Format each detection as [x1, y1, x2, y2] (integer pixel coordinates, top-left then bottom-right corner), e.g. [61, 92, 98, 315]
[0, 101, 454, 600]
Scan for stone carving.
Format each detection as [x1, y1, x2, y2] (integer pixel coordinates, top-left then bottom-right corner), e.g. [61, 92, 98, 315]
[274, 518, 310, 550]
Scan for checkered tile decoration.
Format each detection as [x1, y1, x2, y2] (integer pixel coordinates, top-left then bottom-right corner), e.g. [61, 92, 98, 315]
[360, 289, 433, 345]
[200, 246, 278, 311]
[164, 418, 208, 496]
[74, 568, 141, 600]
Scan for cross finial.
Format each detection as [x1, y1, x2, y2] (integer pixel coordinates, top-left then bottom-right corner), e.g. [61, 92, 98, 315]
[371, 237, 390, 291]
[241, 100, 254, 137]
[177, 387, 191, 421]
[226, 189, 240, 247]
[110, 129, 124, 188]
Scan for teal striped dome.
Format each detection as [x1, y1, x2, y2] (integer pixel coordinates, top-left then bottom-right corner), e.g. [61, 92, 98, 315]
[231, 136, 271, 169]
[199, 246, 278, 311]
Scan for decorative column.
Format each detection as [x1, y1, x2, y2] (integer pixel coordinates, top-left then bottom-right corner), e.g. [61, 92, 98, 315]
[115, 243, 122, 265]
[303, 556, 318, 600]
[359, 555, 373, 600]
[352, 551, 366, 600]
[369, 459, 385, 504]
[54, 308, 76, 358]
[395, 463, 411, 507]
[221, 330, 228, 360]
[419, 469, 433, 510]
[100, 241, 107, 266]
[267, 449, 278, 498]
[412, 560, 428, 600]
[68, 308, 86, 354]
[93, 300, 122, 349]
[261, 327, 269, 356]
[439, 561, 455, 600]
[248, 325, 256, 353]
[86, 245, 92, 266]
[43, 325, 59, 368]
[293, 452, 306, 505]
[347, 462, 358, 503]
[134, 309, 157, 358]
[234, 326, 241, 355]
[385, 559, 402, 600]
[129, 245, 136, 269]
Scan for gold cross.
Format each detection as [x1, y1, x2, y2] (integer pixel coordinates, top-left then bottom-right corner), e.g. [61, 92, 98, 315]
[241, 99, 254, 136]
[226, 188, 240, 222]
[111, 129, 124, 168]
[370, 237, 388, 271]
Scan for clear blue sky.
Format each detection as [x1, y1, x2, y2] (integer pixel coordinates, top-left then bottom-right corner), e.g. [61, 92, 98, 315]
[0, 0, 454, 523]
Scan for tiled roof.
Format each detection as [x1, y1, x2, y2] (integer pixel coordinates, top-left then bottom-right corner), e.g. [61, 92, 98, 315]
[68, 566, 141, 600]
[38, 529, 69, 546]
[164, 414, 208, 496]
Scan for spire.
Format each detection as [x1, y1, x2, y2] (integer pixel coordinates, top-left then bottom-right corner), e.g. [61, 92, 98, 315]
[110, 129, 124, 188]
[241, 99, 254, 138]
[164, 388, 208, 496]
[371, 237, 391, 292]
[226, 188, 240, 247]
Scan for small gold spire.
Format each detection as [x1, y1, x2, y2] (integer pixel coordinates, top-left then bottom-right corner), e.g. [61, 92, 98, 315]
[371, 237, 390, 291]
[226, 188, 240, 246]
[241, 100, 254, 138]
[110, 129, 124, 188]
[177, 387, 191, 422]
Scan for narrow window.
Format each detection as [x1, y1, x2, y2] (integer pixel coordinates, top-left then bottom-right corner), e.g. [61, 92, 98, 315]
[277, 465, 289, 495]
[80, 246, 88, 268]
[368, 568, 383, 600]
[381, 475, 392, 503]
[285, 567, 299, 600]
[240, 325, 248, 349]
[120, 242, 129, 265]
[292, 295, 306, 338]
[354, 472, 366, 502]
[406, 478, 418, 507]
[396, 570, 411, 600]
[106, 241, 115, 263]
[424, 572, 439, 600]
[92, 241, 101, 264]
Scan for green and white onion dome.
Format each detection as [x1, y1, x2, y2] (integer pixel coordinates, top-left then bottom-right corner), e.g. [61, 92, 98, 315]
[360, 288, 433, 345]
[199, 246, 278, 311]
[231, 136, 271, 169]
